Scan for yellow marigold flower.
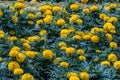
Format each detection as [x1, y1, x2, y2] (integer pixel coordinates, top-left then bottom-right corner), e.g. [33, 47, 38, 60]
[105, 33, 113, 41]
[60, 29, 69, 37]
[39, 30, 47, 36]
[98, 28, 104, 32]
[91, 27, 103, 33]
[11, 16, 18, 23]
[73, 35, 82, 40]
[0, 57, 2, 62]
[18, 0, 24, 3]
[114, 61, 120, 69]
[95, 49, 101, 54]
[103, 16, 110, 22]
[68, 26, 75, 33]
[0, 30, 4, 34]
[28, 13, 35, 19]
[12, 18, 18, 23]
[58, 42, 67, 47]
[13, 68, 24, 75]
[69, 76, 80, 80]
[99, 13, 107, 19]
[76, 19, 83, 24]
[66, 47, 75, 55]
[43, 15, 53, 24]
[102, 23, 110, 31]
[21, 38, 29, 43]
[83, 8, 90, 14]
[21, 73, 34, 80]
[88, 33, 93, 36]
[91, 27, 97, 33]
[108, 53, 118, 62]
[77, 49, 84, 55]
[9, 50, 19, 57]
[44, 10, 52, 15]
[90, 5, 98, 11]
[109, 42, 118, 49]
[105, 6, 111, 11]
[69, 16, 78, 23]
[61, 47, 67, 51]
[9, 47, 20, 57]
[100, 61, 110, 66]
[28, 21, 33, 25]
[27, 36, 40, 42]
[0, 34, 4, 39]
[80, 72, 90, 80]
[70, 3, 79, 11]
[25, 51, 38, 59]
[14, 2, 25, 9]
[83, 34, 91, 40]
[9, 30, 15, 35]
[91, 35, 99, 43]
[16, 53, 26, 62]
[110, 30, 116, 34]
[79, 56, 86, 61]
[11, 46, 20, 51]
[76, 31, 85, 36]
[52, 6, 62, 12]
[103, 23, 115, 33]
[0, 34, 4, 38]
[39, 5, 52, 12]
[36, 19, 43, 25]
[0, 30, 5, 38]
[0, 10, 3, 17]
[9, 36, 17, 41]
[110, 3, 117, 9]
[43, 50, 54, 59]
[71, 14, 79, 17]
[8, 61, 20, 71]
[81, 0, 88, 3]
[23, 43, 31, 50]
[53, 57, 61, 63]
[60, 61, 69, 68]
[108, 17, 118, 23]
[57, 19, 65, 26]
[67, 72, 78, 78]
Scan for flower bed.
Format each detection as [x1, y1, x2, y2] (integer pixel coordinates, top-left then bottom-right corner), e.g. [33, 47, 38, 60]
[0, 0, 120, 80]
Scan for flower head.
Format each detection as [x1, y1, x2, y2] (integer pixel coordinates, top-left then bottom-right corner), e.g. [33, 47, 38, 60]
[110, 42, 118, 49]
[70, 3, 79, 11]
[8, 61, 20, 71]
[91, 35, 99, 43]
[21, 73, 34, 80]
[69, 76, 80, 80]
[13, 68, 24, 75]
[60, 61, 69, 68]
[43, 50, 54, 59]
[114, 61, 120, 69]
[80, 72, 90, 80]
[108, 53, 118, 62]
[66, 47, 75, 55]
